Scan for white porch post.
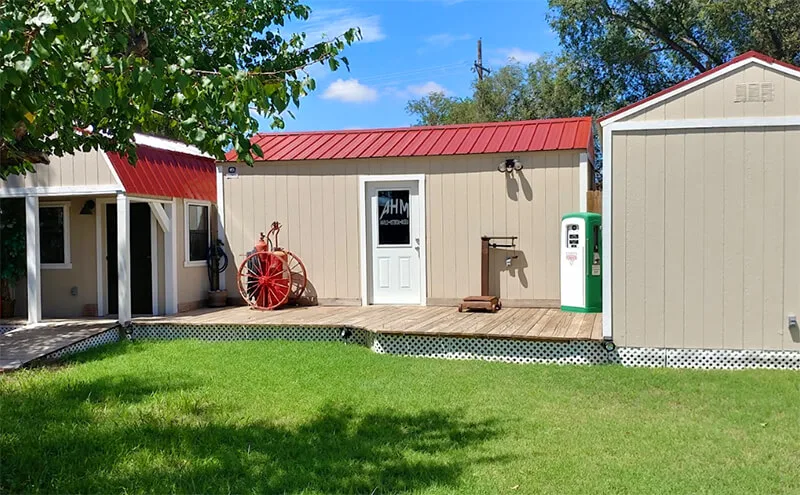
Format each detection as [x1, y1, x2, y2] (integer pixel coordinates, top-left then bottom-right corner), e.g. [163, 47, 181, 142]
[164, 200, 178, 314]
[25, 195, 41, 324]
[116, 193, 132, 324]
[216, 166, 226, 291]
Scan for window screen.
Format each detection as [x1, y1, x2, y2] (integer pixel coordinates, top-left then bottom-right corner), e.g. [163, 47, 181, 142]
[377, 190, 410, 245]
[40, 206, 65, 264]
[187, 204, 209, 262]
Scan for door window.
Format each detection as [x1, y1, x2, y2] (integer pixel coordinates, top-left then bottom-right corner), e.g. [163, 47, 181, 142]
[377, 190, 410, 246]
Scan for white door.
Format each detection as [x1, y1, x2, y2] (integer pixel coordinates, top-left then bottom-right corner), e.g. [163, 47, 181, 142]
[367, 181, 421, 304]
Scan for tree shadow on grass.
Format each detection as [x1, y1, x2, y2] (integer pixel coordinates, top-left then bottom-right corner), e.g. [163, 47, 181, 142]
[1, 373, 505, 493]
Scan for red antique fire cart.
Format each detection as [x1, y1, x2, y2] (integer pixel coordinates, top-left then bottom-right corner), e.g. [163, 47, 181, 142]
[237, 222, 307, 310]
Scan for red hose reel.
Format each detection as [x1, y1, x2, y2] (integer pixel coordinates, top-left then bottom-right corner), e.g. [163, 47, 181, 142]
[237, 222, 307, 310]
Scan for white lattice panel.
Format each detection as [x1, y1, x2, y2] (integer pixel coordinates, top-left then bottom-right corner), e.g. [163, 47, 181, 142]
[44, 328, 121, 361]
[0, 325, 20, 335]
[667, 348, 800, 370]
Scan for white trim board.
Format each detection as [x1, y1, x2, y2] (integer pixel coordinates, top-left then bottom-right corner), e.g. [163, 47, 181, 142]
[0, 184, 122, 198]
[215, 166, 226, 291]
[606, 116, 800, 132]
[579, 152, 589, 212]
[600, 56, 800, 126]
[358, 174, 427, 307]
[150, 213, 160, 315]
[134, 133, 214, 158]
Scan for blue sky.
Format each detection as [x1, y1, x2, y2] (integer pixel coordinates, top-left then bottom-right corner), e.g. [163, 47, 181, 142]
[254, 0, 559, 132]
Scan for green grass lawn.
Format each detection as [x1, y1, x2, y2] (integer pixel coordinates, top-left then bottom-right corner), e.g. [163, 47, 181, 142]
[1, 340, 799, 494]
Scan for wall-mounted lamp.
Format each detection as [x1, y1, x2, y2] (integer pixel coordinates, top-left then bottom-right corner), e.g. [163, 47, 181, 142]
[497, 158, 523, 173]
[79, 199, 95, 215]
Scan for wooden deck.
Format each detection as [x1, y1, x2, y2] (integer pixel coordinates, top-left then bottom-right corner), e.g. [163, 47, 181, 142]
[137, 305, 603, 341]
[0, 320, 117, 371]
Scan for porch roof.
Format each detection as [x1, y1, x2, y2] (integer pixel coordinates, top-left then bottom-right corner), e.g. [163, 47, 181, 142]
[107, 145, 216, 202]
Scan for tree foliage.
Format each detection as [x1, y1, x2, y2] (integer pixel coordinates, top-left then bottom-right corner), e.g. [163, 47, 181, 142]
[548, 0, 800, 113]
[406, 55, 590, 126]
[1, 0, 359, 178]
[408, 0, 800, 126]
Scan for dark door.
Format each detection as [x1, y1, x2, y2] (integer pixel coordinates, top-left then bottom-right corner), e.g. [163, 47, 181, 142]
[107, 203, 152, 315]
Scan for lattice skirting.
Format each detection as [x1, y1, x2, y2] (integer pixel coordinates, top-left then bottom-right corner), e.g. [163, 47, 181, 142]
[0, 325, 20, 335]
[42, 328, 121, 362]
[127, 323, 800, 370]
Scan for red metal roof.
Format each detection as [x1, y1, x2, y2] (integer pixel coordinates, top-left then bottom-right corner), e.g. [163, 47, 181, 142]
[600, 51, 800, 123]
[226, 117, 594, 162]
[107, 145, 217, 202]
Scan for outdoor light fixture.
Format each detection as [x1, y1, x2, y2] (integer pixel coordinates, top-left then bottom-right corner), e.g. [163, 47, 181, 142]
[79, 199, 95, 215]
[497, 158, 523, 173]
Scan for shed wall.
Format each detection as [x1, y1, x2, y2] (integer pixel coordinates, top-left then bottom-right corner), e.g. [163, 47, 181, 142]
[0, 149, 118, 190]
[611, 128, 800, 351]
[223, 151, 583, 305]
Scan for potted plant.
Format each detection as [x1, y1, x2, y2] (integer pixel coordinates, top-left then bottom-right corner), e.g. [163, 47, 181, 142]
[0, 199, 26, 319]
[207, 238, 228, 307]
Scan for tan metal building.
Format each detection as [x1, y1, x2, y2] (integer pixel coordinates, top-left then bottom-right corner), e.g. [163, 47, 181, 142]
[222, 118, 595, 308]
[0, 136, 218, 324]
[599, 51, 800, 352]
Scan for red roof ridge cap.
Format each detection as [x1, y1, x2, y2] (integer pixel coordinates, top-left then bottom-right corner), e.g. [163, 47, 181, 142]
[248, 117, 593, 139]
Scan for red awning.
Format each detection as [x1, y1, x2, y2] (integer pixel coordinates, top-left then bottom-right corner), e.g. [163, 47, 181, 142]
[107, 145, 216, 202]
[226, 117, 594, 162]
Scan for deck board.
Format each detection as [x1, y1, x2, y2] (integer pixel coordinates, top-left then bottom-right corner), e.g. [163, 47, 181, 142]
[137, 306, 602, 341]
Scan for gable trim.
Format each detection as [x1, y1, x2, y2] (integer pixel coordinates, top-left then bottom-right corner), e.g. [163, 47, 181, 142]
[600, 55, 800, 126]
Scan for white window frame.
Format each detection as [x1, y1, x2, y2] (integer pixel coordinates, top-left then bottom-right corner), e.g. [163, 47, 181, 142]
[39, 201, 72, 270]
[184, 200, 211, 268]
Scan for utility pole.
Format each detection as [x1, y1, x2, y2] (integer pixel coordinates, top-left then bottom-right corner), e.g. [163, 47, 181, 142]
[474, 38, 491, 82]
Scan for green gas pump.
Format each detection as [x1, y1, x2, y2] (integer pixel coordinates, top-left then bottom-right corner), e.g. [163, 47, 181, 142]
[560, 212, 602, 313]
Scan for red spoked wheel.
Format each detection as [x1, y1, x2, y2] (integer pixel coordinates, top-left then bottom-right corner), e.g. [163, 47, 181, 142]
[283, 250, 307, 302]
[237, 251, 290, 310]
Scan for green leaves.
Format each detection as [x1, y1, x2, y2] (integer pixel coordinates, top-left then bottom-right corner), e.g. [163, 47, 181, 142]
[1, 0, 359, 177]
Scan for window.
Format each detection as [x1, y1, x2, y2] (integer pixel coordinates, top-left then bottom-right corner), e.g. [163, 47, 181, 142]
[40, 203, 71, 269]
[377, 189, 410, 245]
[185, 201, 210, 266]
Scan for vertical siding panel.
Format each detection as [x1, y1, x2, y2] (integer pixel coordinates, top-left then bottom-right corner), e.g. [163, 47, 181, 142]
[454, 161, 470, 298]
[544, 153, 560, 299]
[722, 130, 745, 349]
[611, 134, 628, 345]
[297, 170, 314, 296]
[492, 157, 508, 298]
[428, 159, 444, 299]
[73, 149, 87, 186]
[742, 130, 765, 349]
[703, 77, 725, 119]
[320, 165, 336, 297]
[531, 153, 548, 300]
[505, 157, 521, 301]
[517, 154, 534, 300]
[442, 163, 457, 298]
[683, 131, 705, 348]
[241, 168, 255, 254]
[97, 151, 112, 184]
[764, 67, 786, 117]
[663, 95, 685, 120]
[784, 129, 800, 350]
[286, 167, 302, 281]
[625, 133, 646, 347]
[345, 162, 360, 300]
[682, 85, 704, 120]
[333, 165, 349, 299]
[274, 164, 288, 244]
[644, 132, 665, 347]
[762, 130, 785, 350]
[703, 131, 725, 348]
[741, 66, 765, 118]
[466, 156, 482, 295]
[557, 152, 575, 298]
[663, 131, 685, 348]
[722, 67, 746, 118]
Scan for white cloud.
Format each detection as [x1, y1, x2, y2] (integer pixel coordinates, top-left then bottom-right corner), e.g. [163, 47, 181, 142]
[406, 81, 450, 97]
[302, 8, 385, 44]
[322, 79, 379, 103]
[490, 48, 540, 66]
[421, 33, 471, 49]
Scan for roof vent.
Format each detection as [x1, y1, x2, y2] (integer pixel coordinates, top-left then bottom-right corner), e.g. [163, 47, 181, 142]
[734, 82, 774, 102]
